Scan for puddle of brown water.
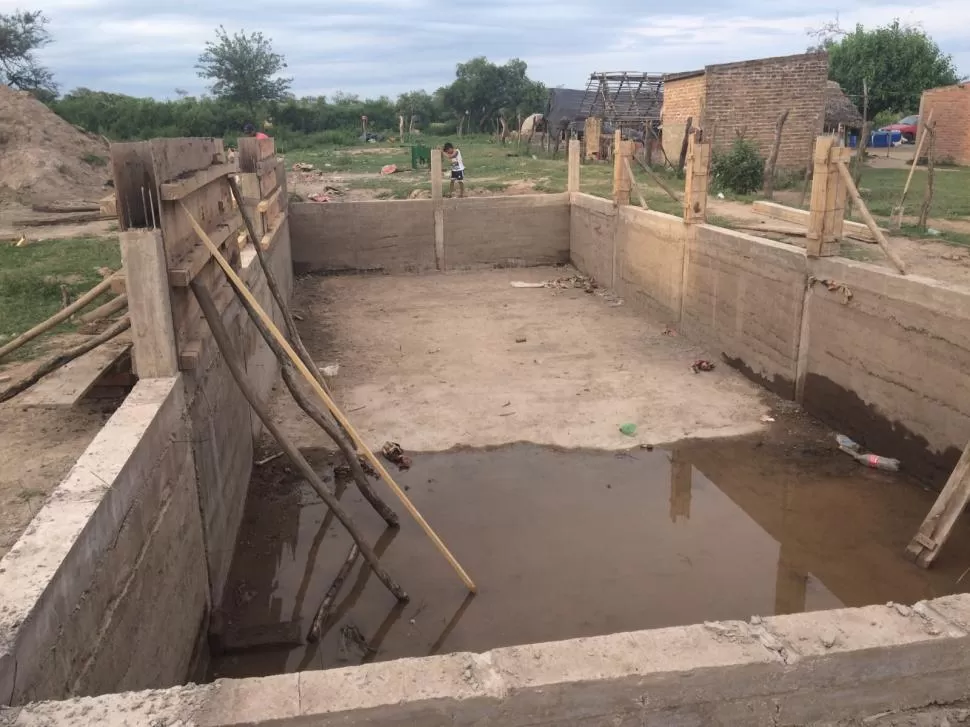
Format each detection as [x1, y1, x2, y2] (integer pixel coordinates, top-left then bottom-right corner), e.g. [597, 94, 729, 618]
[209, 437, 970, 680]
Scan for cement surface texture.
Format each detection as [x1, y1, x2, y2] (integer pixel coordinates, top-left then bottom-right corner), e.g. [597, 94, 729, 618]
[7, 595, 970, 725]
[271, 267, 770, 452]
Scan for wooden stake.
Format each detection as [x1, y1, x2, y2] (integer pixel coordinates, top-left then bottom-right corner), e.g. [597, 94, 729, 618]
[634, 157, 681, 203]
[179, 202, 477, 593]
[677, 116, 693, 173]
[835, 160, 906, 274]
[906, 440, 970, 568]
[612, 131, 631, 206]
[567, 139, 581, 194]
[0, 317, 130, 404]
[891, 110, 935, 230]
[623, 158, 648, 209]
[918, 123, 936, 231]
[431, 147, 445, 270]
[683, 132, 710, 224]
[763, 109, 790, 199]
[0, 273, 118, 362]
[78, 294, 128, 324]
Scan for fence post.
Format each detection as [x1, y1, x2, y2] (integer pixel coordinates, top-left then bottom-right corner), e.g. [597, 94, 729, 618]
[612, 131, 632, 206]
[683, 132, 710, 224]
[567, 139, 581, 194]
[431, 147, 444, 270]
[806, 136, 849, 257]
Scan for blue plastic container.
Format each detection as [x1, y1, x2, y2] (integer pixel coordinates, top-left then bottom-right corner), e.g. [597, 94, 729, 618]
[889, 129, 902, 144]
[870, 131, 891, 148]
[848, 134, 858, 148]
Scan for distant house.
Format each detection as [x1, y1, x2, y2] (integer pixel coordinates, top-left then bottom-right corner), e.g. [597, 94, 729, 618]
[661, 52, 828, 169]
[544, 88, 587, 135]
[918, 83, 970, 165]
[824, 81, 863, 132]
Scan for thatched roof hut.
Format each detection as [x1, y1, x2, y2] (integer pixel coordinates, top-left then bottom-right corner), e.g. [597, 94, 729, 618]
[825, 81, 863, 130]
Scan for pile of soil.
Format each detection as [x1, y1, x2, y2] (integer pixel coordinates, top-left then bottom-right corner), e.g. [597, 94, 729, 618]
[0, 85, 112, 209]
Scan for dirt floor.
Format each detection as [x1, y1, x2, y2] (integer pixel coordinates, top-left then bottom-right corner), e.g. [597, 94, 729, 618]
[271, 267, 770, 451]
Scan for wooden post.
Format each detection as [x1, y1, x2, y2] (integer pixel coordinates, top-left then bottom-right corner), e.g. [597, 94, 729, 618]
[834, 160, 906, 274]
[918, 122, 936, 231]
[120, 229, 178, 378]
[567, 139, 581, 194]
[683, 132, 710, 224]
[612, 131, 632, 206]
[763, 109, 790, 199]
[677, 116, 693, 173]
[430, 147, 444, 270]
[806, 136, 848, 257]
[623, 158, 648, 209]
[906, 441, 970, 568]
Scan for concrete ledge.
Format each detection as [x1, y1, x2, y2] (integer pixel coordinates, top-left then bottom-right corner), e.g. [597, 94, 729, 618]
[7, 597, 970, 725]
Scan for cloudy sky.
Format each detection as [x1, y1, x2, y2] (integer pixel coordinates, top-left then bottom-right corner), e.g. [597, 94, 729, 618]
[4, 0, 968, 99]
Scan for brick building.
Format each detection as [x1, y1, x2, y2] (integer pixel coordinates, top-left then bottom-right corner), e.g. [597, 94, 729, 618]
[918, 83, 970, 165]
[661, 52, 829, 170]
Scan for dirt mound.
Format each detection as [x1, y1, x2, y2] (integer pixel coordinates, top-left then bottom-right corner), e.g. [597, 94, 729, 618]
[0, 85, 111, 208]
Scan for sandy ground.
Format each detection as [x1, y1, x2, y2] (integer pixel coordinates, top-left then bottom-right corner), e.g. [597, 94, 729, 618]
[271, 267, 770, 452]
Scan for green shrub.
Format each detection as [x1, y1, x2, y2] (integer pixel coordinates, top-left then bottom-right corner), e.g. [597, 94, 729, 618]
[711, 138, 765, 195]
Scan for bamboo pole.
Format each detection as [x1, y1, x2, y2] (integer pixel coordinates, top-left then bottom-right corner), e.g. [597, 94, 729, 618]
[179, 202, 477, 593]
[0, 317, 130, 404]
[190, 279, 408, 604]
[835, 161, 907, 274]
[0, 273, 118, 361]
[622, 158, 649, 209]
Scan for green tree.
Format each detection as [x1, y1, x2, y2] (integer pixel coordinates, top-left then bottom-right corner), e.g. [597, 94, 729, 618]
[438, 57, 545, 132]
[0, 9, 56, 95]
[196, 26, 292, 112]
[823, 20, 959, 118]
[396, 90, 435, 128]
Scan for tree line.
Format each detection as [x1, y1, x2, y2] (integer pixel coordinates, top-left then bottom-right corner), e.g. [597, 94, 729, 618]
[0, 8, 962, 142]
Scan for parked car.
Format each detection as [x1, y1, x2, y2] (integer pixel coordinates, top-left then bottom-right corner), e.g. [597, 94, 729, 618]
[880, 115, 919, 142]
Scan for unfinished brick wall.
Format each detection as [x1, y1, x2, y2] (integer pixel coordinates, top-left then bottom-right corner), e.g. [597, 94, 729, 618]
[918, 84, 970, 165]
[671, 53, 827, 171]
[661, 74, 706, 164]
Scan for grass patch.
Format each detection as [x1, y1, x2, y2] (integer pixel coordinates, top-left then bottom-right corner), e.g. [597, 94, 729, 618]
[857, 166, 970, 219]
[898, 224, 970, 248]
[81, 153, 108, 167]
[0, 235, 121, 357]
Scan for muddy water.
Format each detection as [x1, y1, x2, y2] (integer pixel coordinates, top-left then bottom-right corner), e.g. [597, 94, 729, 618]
[210, 429, 970, 679]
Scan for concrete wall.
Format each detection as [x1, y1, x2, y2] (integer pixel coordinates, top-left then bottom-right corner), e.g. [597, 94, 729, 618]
[703, 52, 828, 170]
[290, 195, 569, 273]
[660, 73, 707, 165]
[568, 199, 970, 481]
[0, 223, 293, 707]
[918, 83, 970, 165]
[10, 594, 970, 726]
[0, 378, 208, 706]
[801, 258, 970, 484]
[681, 225, 808, 398]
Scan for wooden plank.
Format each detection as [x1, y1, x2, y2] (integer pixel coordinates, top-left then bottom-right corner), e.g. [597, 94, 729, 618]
[753, 201, 875, 241]
[238, 137, 276, 173]
[259, 210, 288, 251]
[151, 138, 224, 184]
[822, 146, 852, 252]
[431, 147, 444, 270]
[169, 212, 243, 286]
[159, 163, 234, 200]
[806, 136, 833, 256]
[120, 229, 178, 377]
[109, 141, 156, 231]
[683, 134, 710, 224]
[836, 160, 907, 274]
[257, 163, 279, 198]
[906, 441, 970, 567]
[257, 185, 282, 214]
[16, 339, 132, 407]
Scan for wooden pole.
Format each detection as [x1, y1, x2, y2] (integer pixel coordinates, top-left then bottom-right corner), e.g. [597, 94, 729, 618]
[763, 109, 790, 199]
[847, 120, 870, 217]
[0, 273, 118, 361]
[683, 132, 710, 224]
[0, 317, 130, 404]
[891, 110, 935, 230]
[431, 147, 445, 269]
[835, 161, 906, 274]
[191, 279, 408, 604]
[623, 158, 648, 209]
[918, 123, 936, 231]
[635, 157, 681, 203]
[612, 130, 630, 206]
[78, 294, 128, 324]
[799, 135, 816, 209]
[179, 202, 477, 593]
[906, 440, 970, 568]
[567, 139, 581, 194]
[677, 116, 693, 173]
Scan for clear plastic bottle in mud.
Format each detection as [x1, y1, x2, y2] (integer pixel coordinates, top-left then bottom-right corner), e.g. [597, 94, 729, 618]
[836, 434, 900, 472]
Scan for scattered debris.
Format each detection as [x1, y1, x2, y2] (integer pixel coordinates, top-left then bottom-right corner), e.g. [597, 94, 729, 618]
[836, 434, 901, 472]
[292, 162, 315, 172]
[515, 336, 527, 343]
[381, 441, 412, 471]
[808, 275, 853, 305]
[499, 412, 516, 417]
[510, 281, 546, 289]
[256, 451, 284, 466]
[308, 193, 331, 203]
[293, 313, 305, 321]
[639, 443, 654, 450]
[380, 164, 398, 176]
[760, 415, 776, 423]
[502, 401, 511, 407]
[320, 364, 340, 377]
[691, 359, 716, 374]
[717, 192, 725, 199]
[927, 228, 942, 236]
[619, 423, 637, 437]
[347, 404, 367, 413]
[661, 326, 676, 336]
[337, 623, 374, 661]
